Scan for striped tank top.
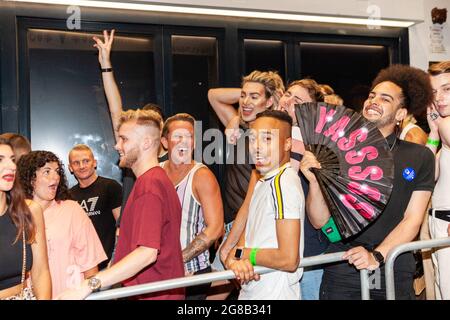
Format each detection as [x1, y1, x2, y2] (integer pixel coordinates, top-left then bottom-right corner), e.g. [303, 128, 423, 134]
[169, 162, 210, 273]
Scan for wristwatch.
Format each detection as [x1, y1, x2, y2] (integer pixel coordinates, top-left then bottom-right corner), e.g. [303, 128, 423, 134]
[234, 248, 244, 260]
[372, 250, 385, 265]
[87, 277, 102, 292]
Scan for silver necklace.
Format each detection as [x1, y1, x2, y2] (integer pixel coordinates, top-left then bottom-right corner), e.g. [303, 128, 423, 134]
[388, 137, 397, 151]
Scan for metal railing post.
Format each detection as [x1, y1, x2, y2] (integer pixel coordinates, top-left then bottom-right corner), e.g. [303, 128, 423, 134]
[385, 237, 450, 300]
[360, 269, 370, 300]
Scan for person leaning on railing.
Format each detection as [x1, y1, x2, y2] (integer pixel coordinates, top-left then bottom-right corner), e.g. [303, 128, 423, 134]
[301, 65, 435, 300]
[426, 61, 450, 300]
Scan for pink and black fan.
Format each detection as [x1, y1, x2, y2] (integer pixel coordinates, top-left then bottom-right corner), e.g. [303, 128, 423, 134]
[295, 102, 394, 240]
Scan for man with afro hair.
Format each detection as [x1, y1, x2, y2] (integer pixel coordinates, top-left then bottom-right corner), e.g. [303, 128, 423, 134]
[300, 64, 436, 299]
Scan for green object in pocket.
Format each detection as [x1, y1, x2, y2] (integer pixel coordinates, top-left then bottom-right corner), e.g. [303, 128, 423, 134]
[321, 217, 342, 243]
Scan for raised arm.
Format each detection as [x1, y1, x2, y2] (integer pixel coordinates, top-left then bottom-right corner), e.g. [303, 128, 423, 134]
[224, 115, 242, 144]
[300, 151, 331, 228]
[426, 104, 442, 179]
[93, 29, 123, 142]
[208, 88, 240, 127]
[182, 168, 224, 264]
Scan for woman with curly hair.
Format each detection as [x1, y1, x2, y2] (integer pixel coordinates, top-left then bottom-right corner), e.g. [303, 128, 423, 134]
[0, 139, 51, 299]
[18, 151, 106, 298]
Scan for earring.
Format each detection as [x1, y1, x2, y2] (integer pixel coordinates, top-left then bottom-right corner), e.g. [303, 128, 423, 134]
[396, 121, 400, 126]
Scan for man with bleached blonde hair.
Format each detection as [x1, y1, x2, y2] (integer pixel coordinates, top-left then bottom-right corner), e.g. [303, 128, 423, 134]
[58, 109, 185, 300]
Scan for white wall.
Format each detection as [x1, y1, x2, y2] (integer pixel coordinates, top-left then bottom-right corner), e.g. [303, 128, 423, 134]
[409, 0, 450, 70]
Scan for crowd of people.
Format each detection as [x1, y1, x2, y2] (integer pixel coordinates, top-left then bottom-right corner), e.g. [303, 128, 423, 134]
[0, 29, 449, 300]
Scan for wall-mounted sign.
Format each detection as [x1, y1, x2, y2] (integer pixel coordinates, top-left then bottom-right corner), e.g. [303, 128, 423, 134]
[430, 7, 447, 54]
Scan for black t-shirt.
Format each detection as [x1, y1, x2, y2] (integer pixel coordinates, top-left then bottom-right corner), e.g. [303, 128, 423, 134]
[327, 134, 435, 273]
[70, 176, 122, 269]
[223, 125, 253, 224]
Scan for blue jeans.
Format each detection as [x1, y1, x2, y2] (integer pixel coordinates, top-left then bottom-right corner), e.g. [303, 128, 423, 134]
[300, 268, 324, 300]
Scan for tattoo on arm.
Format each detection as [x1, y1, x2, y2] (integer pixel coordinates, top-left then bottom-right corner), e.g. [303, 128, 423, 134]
[182, 232, 214, 263]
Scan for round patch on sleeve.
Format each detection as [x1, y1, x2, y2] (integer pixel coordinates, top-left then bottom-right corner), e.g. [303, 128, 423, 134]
[402, 167, 416, 181]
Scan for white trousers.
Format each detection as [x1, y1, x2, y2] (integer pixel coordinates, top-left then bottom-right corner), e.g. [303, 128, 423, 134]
[429, 213, 450, 300]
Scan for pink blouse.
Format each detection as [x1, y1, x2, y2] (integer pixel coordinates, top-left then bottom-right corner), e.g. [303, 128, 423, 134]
[43, 200, 107, 298]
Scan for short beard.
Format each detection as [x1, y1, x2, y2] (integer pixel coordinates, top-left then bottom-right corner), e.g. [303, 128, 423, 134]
[120, 147, 139, 168]
[373, 111, 397, 130]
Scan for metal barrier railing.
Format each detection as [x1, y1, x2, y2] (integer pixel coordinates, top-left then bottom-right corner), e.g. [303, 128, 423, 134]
[385, 237, 450, 300]
[360, 269, 370, 300]
[86, 237, 450, 300]
[87, 251, 370, 300]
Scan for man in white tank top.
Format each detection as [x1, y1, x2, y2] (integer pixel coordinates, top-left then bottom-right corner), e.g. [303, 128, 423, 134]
[160, 113, 224, 300]
[427, 61, 450, 299]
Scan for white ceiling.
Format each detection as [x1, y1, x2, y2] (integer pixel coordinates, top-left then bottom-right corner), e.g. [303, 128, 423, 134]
[132, 0, 425, 21]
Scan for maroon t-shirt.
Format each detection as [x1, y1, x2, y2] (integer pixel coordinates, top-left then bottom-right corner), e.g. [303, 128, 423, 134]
[114, 166, 185, 300]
